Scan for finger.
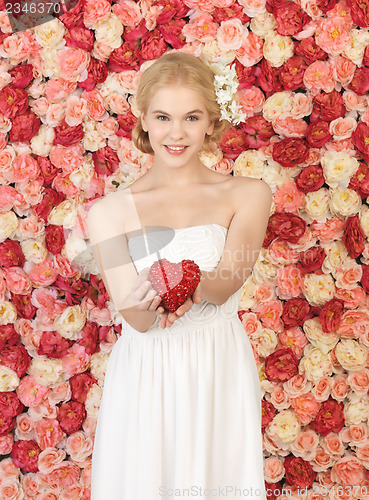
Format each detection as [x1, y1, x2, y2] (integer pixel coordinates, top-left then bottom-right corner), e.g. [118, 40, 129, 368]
[193, 285, 202, 304]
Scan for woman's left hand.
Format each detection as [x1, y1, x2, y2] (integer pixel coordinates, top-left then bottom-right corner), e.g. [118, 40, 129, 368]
[156, 282, 202, 328]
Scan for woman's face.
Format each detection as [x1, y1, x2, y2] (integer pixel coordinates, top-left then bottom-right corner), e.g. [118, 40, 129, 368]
[140, 85, 215, 165]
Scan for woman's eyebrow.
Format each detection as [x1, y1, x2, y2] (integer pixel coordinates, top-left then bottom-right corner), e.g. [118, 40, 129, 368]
[151, 109, 204, 115]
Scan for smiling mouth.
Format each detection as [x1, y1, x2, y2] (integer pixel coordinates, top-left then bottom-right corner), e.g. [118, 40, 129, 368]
[165, 145, 188, 150]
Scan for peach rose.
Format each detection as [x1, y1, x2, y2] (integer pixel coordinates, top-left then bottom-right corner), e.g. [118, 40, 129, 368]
[217, 18, 246, 51]
[255, 282, 275, 303]
[40, 461, 80, 489]
[335, 262, 362, 290]
[62, 344, 90, 377]
[28, 258, 58, 287]
[0, 478, 23, 500]
[329, 117, 357, 141]
[65, 431, 93, 464]
[17, 213, 44, 239]
[333, 56, 356, 86]
[315, 17, 350, 57]
[65, 95, 88, 127]
[0, 434, 13, 455]
[112, 0, 142, 27]
[272, 116, 308, 138]
[240, 312, 262, 337]
[269, 384, 291, 410]
[274, 180, 305, 213]
[331, 455, 365, 486]
[311, 446, 335, 471]
[96, 116, 119, 138]
[83, 0, 111, 29]
[322, 432, 345, 456]
[283, 373, 312, 398]
[60, 483, 85, 499]
[337, 310, 369, 339]
[235, 32, 264, 67]
[48, 382, 71, 406]
[290, 427, 320, 461]
[20, 179, 44, 206]
[347, 369, 369, 396]
[44, 102, 66, 127]
[238, 0, 266, 16]
[2, 267, 32, 295]
[303, 60, 335, 94]
[279, 327, 309, 359]
[84, 89, 109, 121]
[310, 217, 345, 242]
[35, 419, 64, 450]
[44, 79, 78, 103]
[38, 448, 66, 475]
[22, 472, 43, 496]
[264, 456, 285, 482]
[238, 86, 265, 114]
[340, 423, 369, 447]
[331, 374, 350, 401]
[290, 93, 313, 119]
[104, 93, 130, 115]
[0, 148, 15, 174]
[277, 265, 304, 300]
[269, 239, 299, 266]
[58, 47, 90, 82]
[253, 299, 283, 330]
[334, 286, 366, 310]
[30, 96, 51, 117]
[15, 413, 36, 441]
[342, 90, 367, 111]
[289, 392, 320, 425]
[12, 154, 40, 183]
[311, 375, 332, 402]
[182, 13, 219, 43]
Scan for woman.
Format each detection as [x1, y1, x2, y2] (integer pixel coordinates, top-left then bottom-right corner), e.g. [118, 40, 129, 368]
[88, 51, 272, 499]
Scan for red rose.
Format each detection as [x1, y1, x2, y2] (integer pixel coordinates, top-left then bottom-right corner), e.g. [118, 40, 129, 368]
[70, 372, 97, 403]
[265, 347, 299, 383]
[352, 122, 369, 162]
[8, 64, 33, 89]
[64, 26, 94, 52]
[10, 292, 37, 320]
[158, 18, 187, 49]
[0, 240, 25, 268]
[363, 45, 369, 66]
[267, 212, 307, 244]
[342, 214, 365, 259]
[156, 0, 189, 23]
[279, 56, 307, 91]
[310, 397, 345, 435]
[361, 264, 369, 294]
[35, 155, 60, 187]
[219, 127, 248, 159]
[0, 324, 19, 350]
[57, 400, 86, 434]
[9, 108, 41, 143]
[108, 41, 141, 72]
[233, 59, 256, 89]
[116, 109, 138, 138]
[45, 224, 66, 255]
[137, 27, 168, 61]
[34, 188, 65, 222]
[11, 440, 41, 473]
[54, 275, 89, 304]
[282, 298, 311, 327]
[348, 161, 369, 198]
[0, 415, 15, 437]
[316, 0, 338, 11]
[284, 455, 316, 489]
[295, 164, 325, 193]
[0, 391, 24, 419]
[0, 84, 28, 119]
[0, 344, 31, 378]
[320, 298, 344, 333]
[262, 400, 277, 433]
[305, 121, 332, 148]
[76, 323, 99, 355]
[347, 0, 369, 27]
[212, 3, 250, 23]
[92, 145, 120, 176]
[240, 115, 274, 149]
[257, 59, 283, 94]
[274, 1, 310, 36]
[348, 67, 369, 95]
[311, 90, 346, 123]
[53, 119, 84, 146]
[298, 246, 326, 273]
[295, 37, 328, 64]
[272, 138, 310, 168]
[38, 331, 73, 358]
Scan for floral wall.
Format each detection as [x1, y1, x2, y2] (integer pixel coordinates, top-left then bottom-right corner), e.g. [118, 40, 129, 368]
[0, 0, 369, 497]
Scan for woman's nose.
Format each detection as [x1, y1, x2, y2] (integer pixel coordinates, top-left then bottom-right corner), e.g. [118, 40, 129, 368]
[169, 121, 184, 140]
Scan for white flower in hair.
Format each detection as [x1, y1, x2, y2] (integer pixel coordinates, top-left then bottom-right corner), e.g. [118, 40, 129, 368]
[210, 62, 246, 125]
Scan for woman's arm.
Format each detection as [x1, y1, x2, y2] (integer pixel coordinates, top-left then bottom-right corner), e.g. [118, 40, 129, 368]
[199, 178, 273, 306]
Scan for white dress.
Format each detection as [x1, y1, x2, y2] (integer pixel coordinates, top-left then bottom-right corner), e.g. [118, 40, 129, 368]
[91, 223, 266, 500]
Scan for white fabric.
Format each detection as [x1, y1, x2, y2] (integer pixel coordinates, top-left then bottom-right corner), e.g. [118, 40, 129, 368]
[91, 224, 267, 500]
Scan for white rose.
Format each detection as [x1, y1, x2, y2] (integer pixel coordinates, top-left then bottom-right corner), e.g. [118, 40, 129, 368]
[48, 198, 78, 230]
[299, 345, 333, 382]
[53, 305, 86, 340]
[344, 394, 369, 425]
[251, 328, 278, 358]
[263, 31, 294, 68]
[199, 148, 223, 169]
[252, 248, 279, 283]
[94, 14, 124, 49]
[96, 73, 128, 98]
[20, 237, 48, 264]
[250, 12, 277, 38]
[263, 91, 294, 122]
[329, 188, 362, 217]
[343, 29, 369, 66]
[335, 340, 367, 371]
[239, 276, 258, 310]
[262, 160, 300, 190]
[359, 206, 369, 238]
[33, 18, 66, 49]
[0, 365, 19, 391]
[234, 150, 266, 177]
[238, 0, 266, 17]
[303, 317, 339, 354]
[302, 273, 335, 307]
[321, 151, 359, 189]
[40, 47, 62, 79]
[82, 120, 106, 152]
[90, 351, 110, 385]
[266, 409, 301, 444]
[30, 124, 56, 157]
[0, 211, 18, 242]
[304, 188, 330, 222]
[69, 154, 95, 189]
[27, 357, 64, 387]
[0, 300, 18, 325]
[62, 232, 99, 275]
[85, 383, 103, 418]
[201, 40, 236, 65]
[321, 240, 351, 276]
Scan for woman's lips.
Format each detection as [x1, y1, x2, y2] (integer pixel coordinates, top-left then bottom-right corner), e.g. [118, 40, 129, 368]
[164, 145, 188, 155]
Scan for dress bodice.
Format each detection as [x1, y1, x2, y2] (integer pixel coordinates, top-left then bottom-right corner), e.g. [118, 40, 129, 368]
[122, 224, 242, 333]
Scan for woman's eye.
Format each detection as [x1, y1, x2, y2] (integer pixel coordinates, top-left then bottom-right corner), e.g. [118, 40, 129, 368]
[187, 116, 199, 121]
[157, 115, 168, 121]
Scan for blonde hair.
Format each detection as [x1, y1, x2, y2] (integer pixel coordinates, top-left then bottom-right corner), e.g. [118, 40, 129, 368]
[131, 52, 232, 155]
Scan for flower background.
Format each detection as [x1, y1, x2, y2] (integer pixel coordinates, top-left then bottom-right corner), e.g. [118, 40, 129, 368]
[0, 0, 369, 497]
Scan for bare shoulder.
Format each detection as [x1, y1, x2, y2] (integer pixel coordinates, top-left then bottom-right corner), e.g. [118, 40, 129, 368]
[232, 176, 273, 209]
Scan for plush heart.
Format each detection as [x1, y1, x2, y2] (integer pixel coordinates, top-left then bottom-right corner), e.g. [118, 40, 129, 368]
[149, 258, 201, 312]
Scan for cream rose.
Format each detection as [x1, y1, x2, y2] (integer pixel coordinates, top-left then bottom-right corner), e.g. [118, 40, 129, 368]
[344, 394, 369, 425]
[321, 240, 351, 276]
[53, 305, 86, 340]
[251, 327, 278, 358]
[40, 47, 63, 79]
[201, 40, 236, 65]
[89, 351, 110, 385]
[48, 198, 79, 230]
[252, 248, 279, 283]
[303, 317, 339, 354]
[94, 13, 124, 49]
[304, 188, 330, 222]
[85, 384, 103, 419]
[266, 409, 301, 444]
[335, 340, 367, 371]
[0, 211, 18, 242]
[20, 237, 48, 264]
[27, 357, 64, 387]
[0, 300, 18, 325]
[359, 206, 369, 239]
[263, 31, 294, 68]
[343, 29, 369, 66]
[263, 160, 300, 189]
[62, 233, 99, 275]
[82, 120, 106, 152]
[321, 151, 359, 189]
[30, 124, 56, 157]
[263, 91, 294, 122]
[0, 365, 19, 391]
[239, 276, 258, 310]
[329, 188, 362, 217]
[302, 272, 335, 307]
[33, 18, 67, 49]
[69, 154, 95, 189]
[250, 12, 277, 38]
[299, 345, 333, 383]
[234, 150, 266, 177]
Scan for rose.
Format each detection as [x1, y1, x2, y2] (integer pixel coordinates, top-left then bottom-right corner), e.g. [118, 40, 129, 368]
[80, 58, 108, 92]
[8, 64, 34, 89]
[53, 119, 84, 146]
[282, 298, 311, 327]
[64, 27, 95, 52]
[272, 138, 310, 167]
[295, 37, 328, 64]
[363, 45, 369, 66]
[267, 212, 307, 244]
[295, 164, 325, 193]
[262, 400, 277, 432]
[234, 60, 256, 89]
[348, 67, 369, 95]
[347, 0, 369, 27]
[257, 59, 283, 93]
[70, 372, 97, 403]
[158, 18, 187, 49]
[116, 109, 138, 138]
[45, 225, 66, 255]
[0, 85, 29, 119]
[311, 89, 346, 123]
[0, 391, 24, 419]
[306, 121, 332, 148]
[0, 325, 19, 351]
[57, 400, 87, 434]
[76, 323, 99, 354]
[35, 156, 60, 187]
[38, 331, 73, 359]
[310, 397, 345, 435]
[264, 347, 299, 383]
[239, 115, 274, 149]
[342, 214, 366, 259]
[0, 345, 31, 378]
[11, 439, 41, 473]
[284, 455, 316, 489]
[0, 240, 25, 268]
[316, 0, 338, 12]
[279, 56, 307, 91]
[92, 145, 120, 175]
[274, 1, 310, 37]
[352, 122, 369, 163]
[219, 127, 248, 159]
[348, 162, 369, 198]
[319, 298, 345, 333]
[298, 246, 326, 273]
[9, 109, 41, 143]
[108, 41, 141, 72]
[212, 3, 250, 24]
[137, 27, 168, 61]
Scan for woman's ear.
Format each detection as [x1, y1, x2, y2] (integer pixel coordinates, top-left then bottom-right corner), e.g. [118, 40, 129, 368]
[206, 119, 215, 136]
[140, 112, 148, 132]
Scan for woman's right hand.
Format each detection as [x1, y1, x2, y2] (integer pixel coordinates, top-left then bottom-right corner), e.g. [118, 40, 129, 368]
[130, 268, 163, 313]
[155, 282, 202, 328]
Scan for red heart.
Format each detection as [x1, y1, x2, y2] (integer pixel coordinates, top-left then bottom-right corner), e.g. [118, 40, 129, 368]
[149, 258, 201, 312]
